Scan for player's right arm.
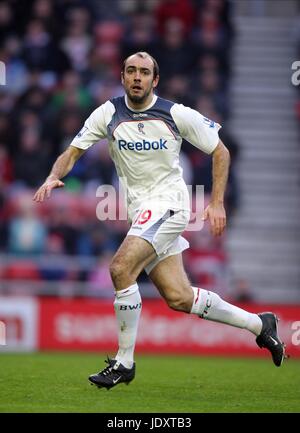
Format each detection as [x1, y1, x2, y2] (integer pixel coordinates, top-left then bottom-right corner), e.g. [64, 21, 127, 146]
[33, 101, 115, 202]
[33, 146, 85, 202]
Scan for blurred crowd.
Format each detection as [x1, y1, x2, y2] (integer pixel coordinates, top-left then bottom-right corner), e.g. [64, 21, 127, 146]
[294, 13, 300, 120]
[0, 0, 240, 297]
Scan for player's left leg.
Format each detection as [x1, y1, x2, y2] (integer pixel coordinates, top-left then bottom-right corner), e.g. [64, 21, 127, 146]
[149, 253, 287, 366]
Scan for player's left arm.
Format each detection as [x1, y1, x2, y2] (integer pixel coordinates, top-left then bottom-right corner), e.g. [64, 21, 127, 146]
[170, 104, 230, 236]
[203, 140, 230, 236]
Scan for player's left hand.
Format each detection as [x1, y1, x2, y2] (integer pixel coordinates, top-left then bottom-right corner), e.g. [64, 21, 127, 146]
[202, 202, 226, 237]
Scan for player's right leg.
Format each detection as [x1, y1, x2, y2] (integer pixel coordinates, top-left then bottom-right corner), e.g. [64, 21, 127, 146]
[89, 235, 157, 390]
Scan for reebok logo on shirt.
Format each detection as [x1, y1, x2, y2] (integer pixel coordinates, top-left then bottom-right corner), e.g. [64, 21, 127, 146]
[118, 139, 168, 151]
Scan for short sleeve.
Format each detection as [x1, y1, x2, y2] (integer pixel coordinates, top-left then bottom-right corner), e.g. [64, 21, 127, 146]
[70, 100, 115, 150]
[170, 103, 221, 154]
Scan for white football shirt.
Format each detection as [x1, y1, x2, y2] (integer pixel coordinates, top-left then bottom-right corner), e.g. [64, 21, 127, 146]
[70, 94, 221, 220]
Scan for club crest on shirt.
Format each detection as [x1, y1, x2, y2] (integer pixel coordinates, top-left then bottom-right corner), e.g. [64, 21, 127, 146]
[138, 122, 145, 135]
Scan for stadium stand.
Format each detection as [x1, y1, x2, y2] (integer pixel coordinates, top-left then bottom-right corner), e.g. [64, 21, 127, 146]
[1, 0, 237, 298]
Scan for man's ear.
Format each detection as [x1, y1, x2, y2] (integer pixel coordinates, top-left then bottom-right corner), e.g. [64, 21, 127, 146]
[153, 75, 159, 89]
[121, 72, 124, 85]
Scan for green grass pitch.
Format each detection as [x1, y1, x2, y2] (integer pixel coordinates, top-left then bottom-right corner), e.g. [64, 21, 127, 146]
[0, 352, 299, 413]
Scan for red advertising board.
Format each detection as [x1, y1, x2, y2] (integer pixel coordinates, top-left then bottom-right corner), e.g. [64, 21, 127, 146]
[0, 297, 38, 351]
[38, 298, 300, 358]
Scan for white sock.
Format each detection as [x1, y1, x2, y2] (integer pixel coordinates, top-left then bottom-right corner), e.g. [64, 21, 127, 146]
[114, 283, 141, 369]
[190, 287, 262, 336]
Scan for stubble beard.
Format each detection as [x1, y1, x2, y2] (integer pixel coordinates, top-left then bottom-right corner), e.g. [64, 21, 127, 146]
[126, 86, 152, 104]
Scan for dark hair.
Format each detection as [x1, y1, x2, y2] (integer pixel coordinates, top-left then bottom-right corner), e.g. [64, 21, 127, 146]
[122, 52, 159, 79]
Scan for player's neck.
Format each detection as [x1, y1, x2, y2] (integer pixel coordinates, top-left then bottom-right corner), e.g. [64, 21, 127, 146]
[126, 93, 156, 111]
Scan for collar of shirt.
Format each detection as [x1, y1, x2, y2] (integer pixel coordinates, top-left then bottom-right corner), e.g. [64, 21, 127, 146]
[124, 94, 158, 112]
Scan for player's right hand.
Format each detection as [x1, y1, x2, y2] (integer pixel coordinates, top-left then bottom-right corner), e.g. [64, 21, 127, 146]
[33, 178, 65, 202]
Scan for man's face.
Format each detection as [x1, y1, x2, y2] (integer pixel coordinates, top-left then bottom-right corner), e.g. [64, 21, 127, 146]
[121, 55, 159, 104]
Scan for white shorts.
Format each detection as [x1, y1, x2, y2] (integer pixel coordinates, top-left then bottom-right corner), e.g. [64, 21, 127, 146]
[127, 203, 190, 275]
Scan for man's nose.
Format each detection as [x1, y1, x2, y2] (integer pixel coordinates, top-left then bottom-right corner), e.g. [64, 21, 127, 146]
[134, 71, 141, 80]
